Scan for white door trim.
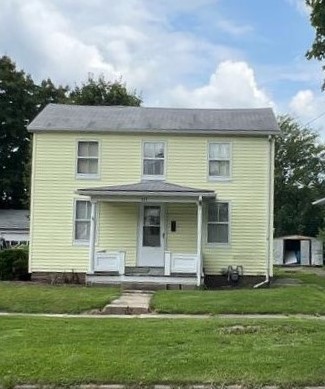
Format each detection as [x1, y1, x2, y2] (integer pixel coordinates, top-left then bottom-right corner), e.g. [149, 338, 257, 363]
[137, 203, 166, 267]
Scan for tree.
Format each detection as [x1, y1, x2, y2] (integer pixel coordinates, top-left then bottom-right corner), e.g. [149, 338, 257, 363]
[69, 75, 142, 106]
[0, 56, 68, 209]
[274, 116, 325, 236]
[0, 56, 37, 209]
[306, 0, 325, 89]
[36, 79, 68, 110]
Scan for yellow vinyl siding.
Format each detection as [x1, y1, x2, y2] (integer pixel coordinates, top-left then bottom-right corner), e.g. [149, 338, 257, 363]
[98, 202, 138, 266]
[166, 204, 197, 253]
[30, 132, 271, 276]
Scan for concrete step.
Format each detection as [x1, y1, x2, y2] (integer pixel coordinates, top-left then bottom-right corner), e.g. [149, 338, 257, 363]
[101, 304, 150, 315]
[101, 290, 153, 315]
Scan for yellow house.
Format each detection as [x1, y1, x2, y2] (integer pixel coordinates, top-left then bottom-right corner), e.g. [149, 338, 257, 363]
[27, 104, 279, 288]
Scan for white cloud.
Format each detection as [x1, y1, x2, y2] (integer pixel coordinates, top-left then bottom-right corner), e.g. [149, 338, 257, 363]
[165, 60, 275, 108]
[286, 0, 310, 16]
[3, 0, 317, 121]
[0, 0, 244, 103]
[216, 19, 253, 36]
[289, 89, 325, 134]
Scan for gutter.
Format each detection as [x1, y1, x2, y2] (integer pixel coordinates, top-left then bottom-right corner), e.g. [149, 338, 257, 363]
[254, 135, 274, 288]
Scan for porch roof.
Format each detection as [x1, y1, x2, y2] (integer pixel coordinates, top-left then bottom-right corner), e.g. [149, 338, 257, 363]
[77, 181, 215, 200]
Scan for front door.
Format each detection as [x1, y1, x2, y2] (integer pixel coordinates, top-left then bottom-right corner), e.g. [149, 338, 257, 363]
[138, 204, 165, 267]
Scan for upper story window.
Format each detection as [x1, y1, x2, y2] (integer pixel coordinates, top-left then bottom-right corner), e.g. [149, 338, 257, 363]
[77, 141, 99, 178]
[208, 142, 231, 179]
[74, 200, 91, 242]
[207, 202, 229, 244]
[143, 142, 165, 180]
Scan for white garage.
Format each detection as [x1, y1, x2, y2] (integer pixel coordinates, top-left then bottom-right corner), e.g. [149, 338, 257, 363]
[274, 235, 323, 266]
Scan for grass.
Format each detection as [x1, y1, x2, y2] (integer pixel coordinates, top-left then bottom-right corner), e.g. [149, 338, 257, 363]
[0, 282, 120, 314]
[152, 268, 325, 315]
[274, 266, 325, 287]
[151, 285, 325, 315]
[1, 316, 325, 386]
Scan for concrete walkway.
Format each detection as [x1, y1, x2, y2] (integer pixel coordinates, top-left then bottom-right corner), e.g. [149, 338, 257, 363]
[100, 289, 153, 315]
[1, 312, 325, 320]
[3, 385, 325, 389]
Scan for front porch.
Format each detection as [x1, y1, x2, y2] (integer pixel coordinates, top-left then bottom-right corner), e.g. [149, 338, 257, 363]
[87, 252, 201, 288]
[77, 181, 216, 287]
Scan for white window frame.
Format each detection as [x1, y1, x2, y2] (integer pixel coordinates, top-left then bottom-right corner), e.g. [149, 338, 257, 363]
[76, 140, 100, 180]
[207, 142, 232, 181]
[206, 201, 231, 246]
[142, 141, 166, 180]
[73, 199, 91, 245]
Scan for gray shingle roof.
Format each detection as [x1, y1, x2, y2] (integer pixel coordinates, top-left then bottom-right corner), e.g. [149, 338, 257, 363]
[0, 210, 30, 230]
[28, 104, 279, 135]
[77, 181, 215, 199]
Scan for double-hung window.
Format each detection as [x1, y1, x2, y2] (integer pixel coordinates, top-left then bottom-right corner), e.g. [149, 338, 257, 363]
[74, 200, 91, 242]
[143, 142, 165, 179]
[77, 141, 99, 178]
[207, 202, 229, 244]
[208, 143, 231, 179]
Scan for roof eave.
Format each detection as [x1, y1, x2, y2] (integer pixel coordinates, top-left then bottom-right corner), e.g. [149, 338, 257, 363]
[76, 189, 215, 199]
[28, 127, 280, 135]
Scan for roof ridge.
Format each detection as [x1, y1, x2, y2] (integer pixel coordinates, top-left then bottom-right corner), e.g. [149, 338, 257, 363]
[46, 103, 273, 112]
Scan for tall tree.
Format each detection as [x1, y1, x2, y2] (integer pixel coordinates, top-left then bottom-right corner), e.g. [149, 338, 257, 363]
[69, 75, 142, 106]
[0, 56, 37, 209]
[274, 116, 325, 236]
[0, 56, 68, 209]
[306, 0, 325, 89]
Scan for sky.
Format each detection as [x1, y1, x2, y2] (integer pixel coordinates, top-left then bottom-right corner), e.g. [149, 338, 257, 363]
[1, 0, 325, 135]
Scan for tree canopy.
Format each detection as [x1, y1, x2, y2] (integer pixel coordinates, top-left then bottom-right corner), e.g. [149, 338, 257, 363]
[306, 0, 325, 89]
[69, 75, 141, 106]
[274, 116, 325, 237]
[0, 56, 38, 209]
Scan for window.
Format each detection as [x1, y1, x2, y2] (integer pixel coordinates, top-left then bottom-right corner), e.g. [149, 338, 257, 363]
[208, 143, 231, 179]
[74, 200, 91, 242]
[207, 202, 229, 244]
[77, 141, 99, 177]
[143, 206, 161, 247]
[143, 142, 165, 179]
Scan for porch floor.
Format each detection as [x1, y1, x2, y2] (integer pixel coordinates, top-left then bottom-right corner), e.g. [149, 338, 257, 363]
[86, 270, 199, 289]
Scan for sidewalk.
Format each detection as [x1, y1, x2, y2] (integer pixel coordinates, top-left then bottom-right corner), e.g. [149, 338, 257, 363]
[1, 311, 325, 319]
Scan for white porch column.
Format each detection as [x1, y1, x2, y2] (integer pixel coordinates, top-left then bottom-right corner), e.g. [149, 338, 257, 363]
[196, 196, 203, 287]
[88, 200, 97, 274]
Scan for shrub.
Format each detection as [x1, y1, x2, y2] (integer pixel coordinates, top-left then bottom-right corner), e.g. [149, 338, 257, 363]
[0, 248, 29, 280]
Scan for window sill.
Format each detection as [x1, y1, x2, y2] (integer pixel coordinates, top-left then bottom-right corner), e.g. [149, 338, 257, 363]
[73, 240, 90, 247]
[142, 175, 165, 181]
[76, 174, 100, 180]
[206, 243, 231, 248]
[208, 176, 232, 182]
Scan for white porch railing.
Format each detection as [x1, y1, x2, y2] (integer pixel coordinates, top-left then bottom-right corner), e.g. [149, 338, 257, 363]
[164, 251, 198, 276]
[94, 250, 125, 274]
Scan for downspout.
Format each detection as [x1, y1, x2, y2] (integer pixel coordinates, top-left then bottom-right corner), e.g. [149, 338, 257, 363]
[254, 135, 274, 288]
[196, 195, 203, 287]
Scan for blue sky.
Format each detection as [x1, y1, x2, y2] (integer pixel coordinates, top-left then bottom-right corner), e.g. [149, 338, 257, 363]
[1, 0, 325, 134]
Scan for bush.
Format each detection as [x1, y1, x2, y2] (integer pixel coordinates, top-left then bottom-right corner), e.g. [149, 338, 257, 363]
[0, 248, 29, 280]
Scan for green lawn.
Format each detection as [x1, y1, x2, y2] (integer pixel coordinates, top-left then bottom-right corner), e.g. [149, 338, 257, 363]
[274, 266, 325, 287]
[1, 316, 325, 386]
[0, 282, 119, 314]
[151, 285, 325, 315]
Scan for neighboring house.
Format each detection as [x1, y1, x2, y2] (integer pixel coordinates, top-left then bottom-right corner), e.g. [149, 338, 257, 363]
[27, 104, 279, 287]
[274, 235, 323, 266]
[0, 209, 30, 247]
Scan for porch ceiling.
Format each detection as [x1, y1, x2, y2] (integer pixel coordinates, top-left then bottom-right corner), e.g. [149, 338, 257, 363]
[76, 181, 215, 200]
